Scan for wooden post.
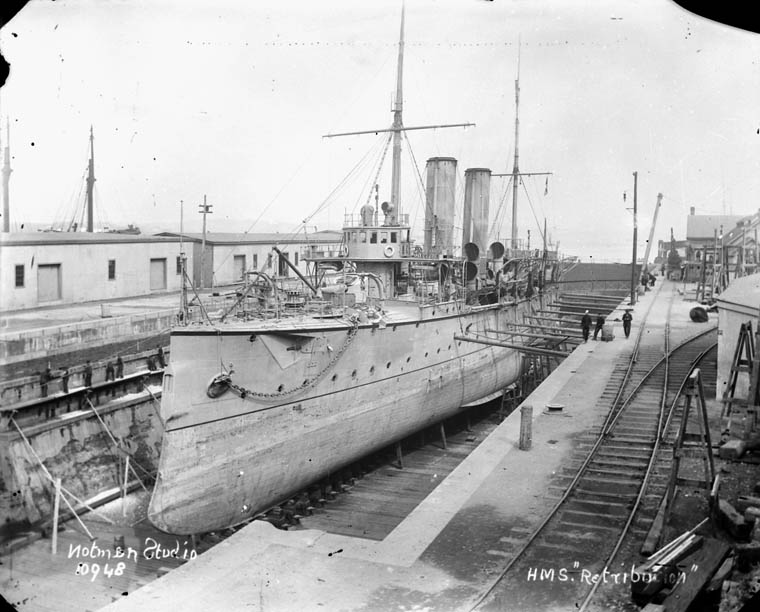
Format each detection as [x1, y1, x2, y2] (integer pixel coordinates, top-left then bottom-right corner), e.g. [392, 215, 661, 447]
[439, 422, 447, 450]
[395, 442, 404, 469]
[122, 455, 130, 517]
[519, 404, 533, 450]
[51, 477, 61, 555]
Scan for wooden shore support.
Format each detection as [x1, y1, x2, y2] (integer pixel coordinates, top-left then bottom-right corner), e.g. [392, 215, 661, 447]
[51, 477, 61, 555]
[439, 423, 447, 450]
[519, 405, 532, 450]
[395, 442, 403, 469]
[453, 334, 570, 359]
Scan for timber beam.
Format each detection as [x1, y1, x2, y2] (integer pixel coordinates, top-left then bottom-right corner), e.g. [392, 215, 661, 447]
[454, 334, 571, 358]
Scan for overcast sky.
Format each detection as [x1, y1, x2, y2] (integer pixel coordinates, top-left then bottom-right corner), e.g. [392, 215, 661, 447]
[1, 0, 758, 261]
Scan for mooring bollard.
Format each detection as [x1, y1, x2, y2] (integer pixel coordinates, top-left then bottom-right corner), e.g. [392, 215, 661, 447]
[519, 404, 533, 450]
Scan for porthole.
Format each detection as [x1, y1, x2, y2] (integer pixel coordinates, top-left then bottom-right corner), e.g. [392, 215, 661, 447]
[277, 384, 284, 392]
[332, 374, 338, 382]
[386, 362, 391, 369]
[302, 379, 309, 387]
[437, 348, 441, 354]
[424, 352, 429, 358]
[406, 356, 411, 363]
[370, 365, 375, 374]
[351, 369, 357, 378]
[448, 344, 452, 350]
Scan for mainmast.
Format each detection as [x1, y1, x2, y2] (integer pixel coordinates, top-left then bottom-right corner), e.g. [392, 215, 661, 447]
[388, 4, 405, 225]
[510, 49, 521, 247]
[86, 126, 96, 232]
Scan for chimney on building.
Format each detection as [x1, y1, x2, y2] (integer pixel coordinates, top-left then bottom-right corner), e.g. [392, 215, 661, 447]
[690, 206, 695, 215]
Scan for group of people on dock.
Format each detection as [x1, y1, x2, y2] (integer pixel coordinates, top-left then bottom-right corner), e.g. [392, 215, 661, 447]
[38, 346, 166, 398]
[580, 309, 633, 343]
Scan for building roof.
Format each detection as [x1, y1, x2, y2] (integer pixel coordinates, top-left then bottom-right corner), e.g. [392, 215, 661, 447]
[156, 231, 343, 245]
[686, 215, 744, 241]
[560, 262, 641, 283]
[716, 272, 760, 310]
[0, 232, 180, 246]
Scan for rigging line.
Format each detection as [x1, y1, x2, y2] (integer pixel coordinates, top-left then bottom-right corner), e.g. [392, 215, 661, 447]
[361, 132, 394, 211]
[351, 132, 393, 216]
[212, 134, 385, 275]
[521, 180, 545, 243]
[403, 130, 429, 233]
[490, 175, 513, 240]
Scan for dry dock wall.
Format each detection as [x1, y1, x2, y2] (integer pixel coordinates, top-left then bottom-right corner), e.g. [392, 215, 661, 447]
[0, 393, 162, 535]
[0, 309, 176, 367]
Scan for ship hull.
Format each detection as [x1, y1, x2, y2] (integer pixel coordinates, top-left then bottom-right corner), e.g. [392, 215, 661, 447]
[148, 296, 545, 534]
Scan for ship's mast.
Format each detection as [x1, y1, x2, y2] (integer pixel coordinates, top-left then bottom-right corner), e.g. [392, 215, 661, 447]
[388, 4, 405, 225]
[323, 5, 474, 223]
[510, 49, 521, 247]
[86, 126, 95, 232]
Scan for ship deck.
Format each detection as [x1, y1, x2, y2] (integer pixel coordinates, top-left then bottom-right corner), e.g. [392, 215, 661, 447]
[94, 282, 710, 612]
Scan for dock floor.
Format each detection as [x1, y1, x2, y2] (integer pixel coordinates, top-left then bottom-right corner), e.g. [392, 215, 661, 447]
[88, 281, 718, 612]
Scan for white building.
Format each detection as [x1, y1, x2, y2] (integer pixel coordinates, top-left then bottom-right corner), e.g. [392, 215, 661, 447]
[156, 231, 343, 288]
[0, 232, 190, 311]
[715, 273, 760, 401]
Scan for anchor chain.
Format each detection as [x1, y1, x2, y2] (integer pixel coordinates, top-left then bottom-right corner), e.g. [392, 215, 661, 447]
[209, 320, 360, 401]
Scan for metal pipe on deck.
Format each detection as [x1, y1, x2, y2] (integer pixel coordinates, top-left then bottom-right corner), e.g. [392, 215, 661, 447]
[273, 246, 318, 295]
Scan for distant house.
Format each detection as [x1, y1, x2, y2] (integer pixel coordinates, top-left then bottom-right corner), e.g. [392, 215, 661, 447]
[156, 230, 343, 288]
[678, 207, 760, 285]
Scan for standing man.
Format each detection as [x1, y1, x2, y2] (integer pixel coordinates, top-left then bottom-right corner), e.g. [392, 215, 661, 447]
[61, 366, 70, 393]
[593, 313, 606, 341]
[157, 345, 166, 369]
[581, 310, 592, 343]
[83, 360, 93, 387]
[116, 356, 124, 379]
[622, 309, 633, 339]
[40, 365, 51, 397]
[105, 361, 115, 381]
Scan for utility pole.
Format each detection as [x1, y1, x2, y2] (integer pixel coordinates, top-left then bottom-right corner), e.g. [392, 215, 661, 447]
[630, 171, 638, 305]
[198, 195, 212, 288]
[180, 200, 188, 321]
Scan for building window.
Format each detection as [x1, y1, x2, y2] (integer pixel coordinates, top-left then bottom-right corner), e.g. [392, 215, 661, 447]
[253, 253, 258, 269]
[294, 252, 299, 266]
[391, 232, 398, 243]
[176, 256, 182, 275]
[108, 259, 116, 280]
[370, 232, 378, 244]
[15, 265, 24, 288]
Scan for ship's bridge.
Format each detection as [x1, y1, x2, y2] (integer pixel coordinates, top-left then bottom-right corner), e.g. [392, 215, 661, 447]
[342, 207, 413, 260]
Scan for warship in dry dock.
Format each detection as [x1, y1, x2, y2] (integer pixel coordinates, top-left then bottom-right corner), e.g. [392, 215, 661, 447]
[148, 10, 560, 535]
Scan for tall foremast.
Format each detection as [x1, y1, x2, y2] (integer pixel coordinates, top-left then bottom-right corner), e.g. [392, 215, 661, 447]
[388, 5, 405, 225]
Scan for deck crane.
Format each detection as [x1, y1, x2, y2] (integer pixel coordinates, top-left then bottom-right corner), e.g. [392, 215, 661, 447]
[640, 193, 663, 284]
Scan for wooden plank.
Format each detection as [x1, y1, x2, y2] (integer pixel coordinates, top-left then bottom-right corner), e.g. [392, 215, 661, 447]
[658, 539, 730, 612]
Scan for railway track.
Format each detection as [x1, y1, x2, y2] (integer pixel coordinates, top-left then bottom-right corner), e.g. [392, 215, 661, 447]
[472, 285, 718, 612]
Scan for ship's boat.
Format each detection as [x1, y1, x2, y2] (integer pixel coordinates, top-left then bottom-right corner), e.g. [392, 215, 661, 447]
[148, 9, 559, 535]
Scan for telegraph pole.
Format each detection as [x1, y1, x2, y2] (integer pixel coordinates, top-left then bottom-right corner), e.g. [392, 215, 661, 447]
[630, 171, 638, 305]
[198, 195, 212, 288]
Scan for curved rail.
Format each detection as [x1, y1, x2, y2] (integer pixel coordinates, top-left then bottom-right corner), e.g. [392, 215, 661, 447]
[470, 283, 717, 611]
